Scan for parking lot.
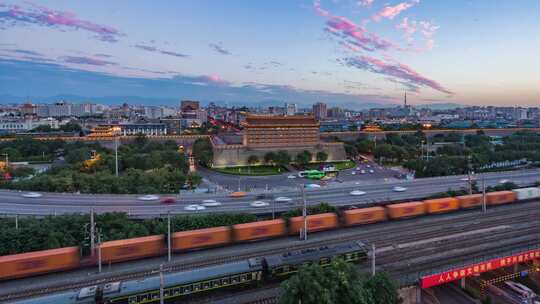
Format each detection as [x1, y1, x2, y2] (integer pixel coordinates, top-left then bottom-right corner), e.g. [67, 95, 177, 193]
[196, 160, 404, 192]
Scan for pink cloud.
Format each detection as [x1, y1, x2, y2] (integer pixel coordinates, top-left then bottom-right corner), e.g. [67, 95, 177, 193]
[358, 0, 374, 7]
[317, 4, 397, 52]
[396, 17, 417, 43]
[344, 55, 453, 95]
[372, 0, 420, 21]
[419, 21, 439, 50]
[0, 3, 122, 42]
[60, 56, 115, 66]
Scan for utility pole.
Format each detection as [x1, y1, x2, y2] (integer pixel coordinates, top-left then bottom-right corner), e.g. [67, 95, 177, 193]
[167, 211, 171, 262]
[97, 230, 102, 273]
[301, 185, 307, 241]
[237, 177, 241, 192]
[90, 208, 95, 255]
[160, 264, 165, 304]
[371, 244, 376, 276]
[482, 175, 487, 214]
[15, 214, 18, 230]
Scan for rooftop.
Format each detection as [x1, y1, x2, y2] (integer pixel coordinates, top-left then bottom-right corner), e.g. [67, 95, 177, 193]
[243, 115, 318, 127]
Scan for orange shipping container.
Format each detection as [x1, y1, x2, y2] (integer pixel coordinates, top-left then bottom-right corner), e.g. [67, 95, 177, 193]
[100, 235, 165, 263]
[457, 194, 483, 209]
[233, 219, 286, 242]
[424, 198, 459, 214]
[0, 247, 80, 280]
[173, 226, 231, 251]
[387, 201, 426, 219]
[288, 213, 338, 235]
[343, 207, 386, 226]
[487, 191, 516, 205]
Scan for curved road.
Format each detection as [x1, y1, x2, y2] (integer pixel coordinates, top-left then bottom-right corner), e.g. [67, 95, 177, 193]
[1, 169, 540, 217]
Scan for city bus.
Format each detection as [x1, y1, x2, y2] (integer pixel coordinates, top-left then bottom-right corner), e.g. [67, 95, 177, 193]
[306, 170, 326, 180]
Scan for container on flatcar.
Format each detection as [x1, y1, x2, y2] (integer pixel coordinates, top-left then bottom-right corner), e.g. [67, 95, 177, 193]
[512, 187, 540, 201]
[386, 201, 425, 219]
[0, 247, 79, 280]
[456, 194, 483, 209]
[343, 207, 386, 226]
[100, 235, 165, 263]
[423, 197, 459, 214]
[486, 191, 516, 205]
[288, 213, 338, 235]
[233, 219, 286, 242]
[172, 226, 231, 251]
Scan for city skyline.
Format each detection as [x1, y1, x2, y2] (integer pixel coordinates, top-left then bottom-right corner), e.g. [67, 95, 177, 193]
[1, 0, 539, 107]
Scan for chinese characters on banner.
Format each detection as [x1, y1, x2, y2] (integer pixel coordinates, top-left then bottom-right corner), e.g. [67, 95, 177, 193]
[420, 249, 540, 288]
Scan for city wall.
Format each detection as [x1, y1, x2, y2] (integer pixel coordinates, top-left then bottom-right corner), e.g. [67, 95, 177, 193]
[212, 143, 347, 168]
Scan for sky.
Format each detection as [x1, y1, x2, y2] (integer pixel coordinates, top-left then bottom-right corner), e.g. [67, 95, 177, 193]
[0, 0, 539, 107]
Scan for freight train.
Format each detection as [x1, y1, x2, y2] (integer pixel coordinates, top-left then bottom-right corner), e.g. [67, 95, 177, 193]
[1, 188, 539, 283]
[13, 241, 368, 304]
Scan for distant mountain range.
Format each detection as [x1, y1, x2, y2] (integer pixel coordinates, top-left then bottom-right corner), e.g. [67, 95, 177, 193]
[0, 94, 467, 111]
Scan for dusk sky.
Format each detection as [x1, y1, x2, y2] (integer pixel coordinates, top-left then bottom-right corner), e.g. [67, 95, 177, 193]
[0, 0, 539, 107]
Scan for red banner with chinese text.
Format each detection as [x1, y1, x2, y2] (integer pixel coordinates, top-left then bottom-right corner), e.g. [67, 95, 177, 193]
[420, 249, 540, 289]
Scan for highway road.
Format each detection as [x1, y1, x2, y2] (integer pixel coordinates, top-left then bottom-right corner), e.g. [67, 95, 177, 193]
[1, 169, 540, 216]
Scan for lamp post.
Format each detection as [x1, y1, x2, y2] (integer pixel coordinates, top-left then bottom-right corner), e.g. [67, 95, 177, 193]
[112, 127, 121, 177]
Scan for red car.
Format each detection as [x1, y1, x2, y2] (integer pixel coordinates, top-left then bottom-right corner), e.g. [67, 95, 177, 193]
[160, 197, 176, 204]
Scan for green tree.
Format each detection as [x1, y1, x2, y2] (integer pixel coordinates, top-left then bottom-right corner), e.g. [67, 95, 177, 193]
[134, 133, 148, 147]
[316, 151, 328, 162]
[295, 150, 312, 166]
[247, 155, 259, 174]
[264, 152, 277, 165]
[276, 150, 291, 166]
[192, 138, 213, 167]
[280, 260, 373, 304]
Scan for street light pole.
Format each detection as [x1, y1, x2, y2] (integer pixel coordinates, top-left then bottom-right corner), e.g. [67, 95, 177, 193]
[115, 136, 119, 177]
[97, 230, 102, 273]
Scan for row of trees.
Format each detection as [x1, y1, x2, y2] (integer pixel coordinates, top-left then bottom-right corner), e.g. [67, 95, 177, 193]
[280, 260, 400, 304]
[247, 151, 329, 167]
[0, 212, 257, 255]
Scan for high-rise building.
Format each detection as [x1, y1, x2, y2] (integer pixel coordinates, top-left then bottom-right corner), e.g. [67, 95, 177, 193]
[327, 107, 345, 118]
[312, 102, 327, 120]
[241, 115, 320, 148]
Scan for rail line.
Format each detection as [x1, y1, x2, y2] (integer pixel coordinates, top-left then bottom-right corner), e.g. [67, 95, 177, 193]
[3, 201, 540, 302]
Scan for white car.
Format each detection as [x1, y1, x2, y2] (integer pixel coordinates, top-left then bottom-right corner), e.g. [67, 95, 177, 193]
[393, 186, 407, 192]
[499, 179, 511, 184]
[201, 199, 221, 207]
[184, 204, 206, 211]
[275, 196, 292, 202]
[305, 184, 321, 188]
[460, 176, 476, 181]
[287, 175, 297, 179]
[369, 170, 374, 174]
[351, 171, 356, 175]
[250, 201, 270, 207]
[137, 195, 160, 201]
[360, 170, 366, 174]
[350, 190, 367, 196]
[22, 192, 42, 198]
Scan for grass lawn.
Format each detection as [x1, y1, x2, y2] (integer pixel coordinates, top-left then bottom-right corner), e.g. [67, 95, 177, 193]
[304, 160, 356, 171]
[213, 165, 287, 176]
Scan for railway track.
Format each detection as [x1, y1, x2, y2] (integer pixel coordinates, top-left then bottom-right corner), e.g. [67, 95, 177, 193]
[3, 201, 540, 302]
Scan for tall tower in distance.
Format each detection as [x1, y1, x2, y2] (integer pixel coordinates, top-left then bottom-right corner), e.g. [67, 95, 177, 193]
[404, 92, 407, 108]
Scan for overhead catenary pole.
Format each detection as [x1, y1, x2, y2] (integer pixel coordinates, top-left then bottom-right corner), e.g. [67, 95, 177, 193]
[90, 208, 95, 255]
[302, 185, 307, 241]
[97, 230, 102, 273]
[167, 211, 171, 262]
[482, 175, 487, 213]
[371, 244, 376, 276]
[160, 264, 165, 304]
